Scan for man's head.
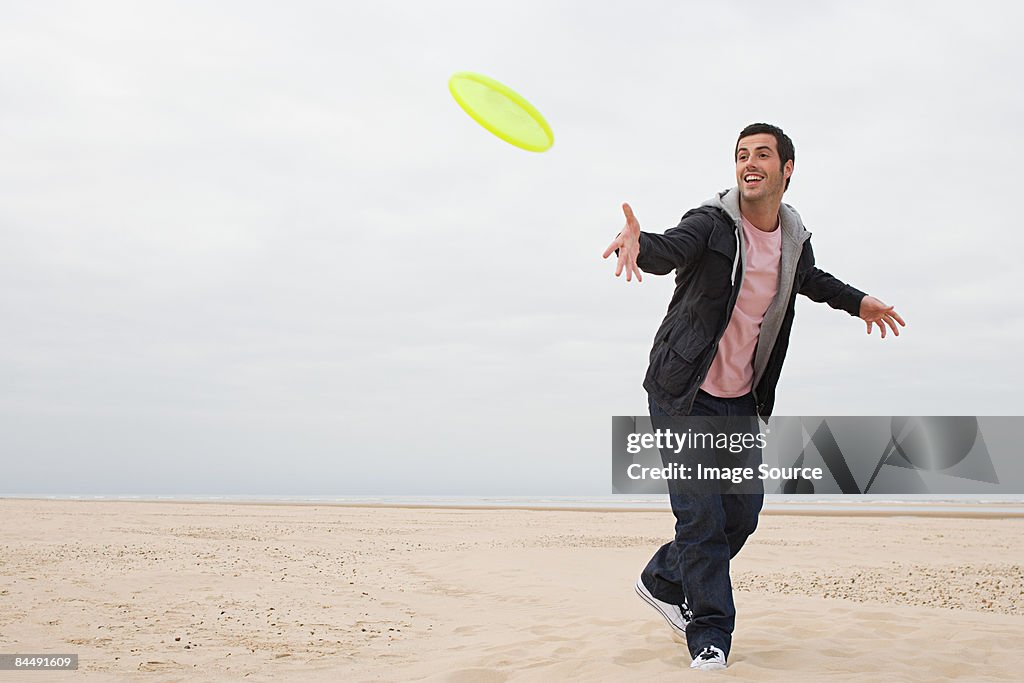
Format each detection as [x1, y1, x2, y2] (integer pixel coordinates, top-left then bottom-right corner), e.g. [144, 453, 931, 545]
[735, 123, 795, 203]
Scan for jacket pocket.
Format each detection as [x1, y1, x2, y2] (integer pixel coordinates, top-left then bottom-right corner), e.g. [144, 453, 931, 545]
[655, 334, 706, 396]
[703, 233, 736, 297]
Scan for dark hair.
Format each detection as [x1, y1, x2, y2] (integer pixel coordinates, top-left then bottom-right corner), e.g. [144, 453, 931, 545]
[736, 123, 795, 190]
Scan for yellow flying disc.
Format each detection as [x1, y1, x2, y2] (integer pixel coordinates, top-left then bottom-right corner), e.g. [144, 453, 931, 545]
[448, 72, 554, 152]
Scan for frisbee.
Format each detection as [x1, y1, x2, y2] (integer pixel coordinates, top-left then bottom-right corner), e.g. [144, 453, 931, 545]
[448, 72, 554, 152]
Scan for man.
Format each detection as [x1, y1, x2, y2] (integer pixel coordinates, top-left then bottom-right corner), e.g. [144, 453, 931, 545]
[602, 123, 905, 671]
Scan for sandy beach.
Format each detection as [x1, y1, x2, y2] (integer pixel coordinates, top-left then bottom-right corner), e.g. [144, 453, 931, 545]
[1, 500, 1022, 681]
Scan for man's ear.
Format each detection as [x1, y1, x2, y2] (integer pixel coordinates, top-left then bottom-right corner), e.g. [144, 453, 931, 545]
[783, 160, 794, 179]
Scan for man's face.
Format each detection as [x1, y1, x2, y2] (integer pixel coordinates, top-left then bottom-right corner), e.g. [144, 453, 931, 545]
[735, 133, 793, 202]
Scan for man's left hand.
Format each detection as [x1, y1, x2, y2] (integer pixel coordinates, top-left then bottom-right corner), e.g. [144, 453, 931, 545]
[859, 296, 906, 338]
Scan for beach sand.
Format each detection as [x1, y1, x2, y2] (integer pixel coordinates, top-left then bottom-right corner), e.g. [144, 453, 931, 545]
[1, 500, 1022, 681]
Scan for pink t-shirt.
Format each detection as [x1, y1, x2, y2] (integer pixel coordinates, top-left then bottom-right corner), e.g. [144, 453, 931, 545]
[701, 213, 782, 398]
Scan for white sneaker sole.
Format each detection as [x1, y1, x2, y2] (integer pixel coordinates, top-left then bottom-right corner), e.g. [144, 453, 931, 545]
[691, 645, 728, 670]
[634, 577, 688, 641]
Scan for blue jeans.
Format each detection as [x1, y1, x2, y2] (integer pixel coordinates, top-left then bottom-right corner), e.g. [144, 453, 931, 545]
[642, 390, 764, 659]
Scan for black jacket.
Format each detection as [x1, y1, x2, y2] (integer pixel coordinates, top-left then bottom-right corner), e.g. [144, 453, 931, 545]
[640, 200, 866, 420]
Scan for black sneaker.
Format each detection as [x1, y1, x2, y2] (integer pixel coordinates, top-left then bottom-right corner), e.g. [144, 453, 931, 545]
[690, 645, 727, 671]
[634, 576, 691, 640]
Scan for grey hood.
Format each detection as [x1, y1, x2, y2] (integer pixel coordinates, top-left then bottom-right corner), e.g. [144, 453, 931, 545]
[700, 187, 812, 390]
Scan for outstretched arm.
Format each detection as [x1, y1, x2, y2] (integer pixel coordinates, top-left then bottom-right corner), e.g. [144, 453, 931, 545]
[801, 263, 906, 339]
[602, 204, 713, 282]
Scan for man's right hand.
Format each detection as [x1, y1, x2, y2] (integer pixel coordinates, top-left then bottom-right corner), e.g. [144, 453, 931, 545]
[602, 202, 643, 282]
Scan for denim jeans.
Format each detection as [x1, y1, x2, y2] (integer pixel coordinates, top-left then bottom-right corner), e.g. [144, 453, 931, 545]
[642, 390, 764, 659]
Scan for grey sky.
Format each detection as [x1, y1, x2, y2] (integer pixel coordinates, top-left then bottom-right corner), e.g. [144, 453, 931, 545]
[2, 1, 1022, 495]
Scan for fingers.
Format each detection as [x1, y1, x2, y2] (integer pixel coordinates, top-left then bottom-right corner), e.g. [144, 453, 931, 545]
[605, 226, 642, 283]
[622, 202, 636, 224]
[623, 253, 643, 282]
[602, 236, 622, 259]
[865, 313, 904, 339]
[610, 251, 642, 283]
[871, 299, 907, 328]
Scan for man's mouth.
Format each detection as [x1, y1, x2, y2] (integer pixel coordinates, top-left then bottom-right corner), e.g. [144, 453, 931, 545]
[743, 173, 765, 185]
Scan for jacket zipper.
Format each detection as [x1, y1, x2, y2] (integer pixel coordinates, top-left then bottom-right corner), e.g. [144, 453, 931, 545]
[686, 222, 744, 414]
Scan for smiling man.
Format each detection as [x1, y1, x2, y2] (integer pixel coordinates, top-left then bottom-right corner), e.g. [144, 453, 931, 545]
[602, 123, 905, 670]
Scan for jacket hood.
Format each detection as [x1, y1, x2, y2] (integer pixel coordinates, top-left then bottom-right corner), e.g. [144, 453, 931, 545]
[701, 187, 810, 246]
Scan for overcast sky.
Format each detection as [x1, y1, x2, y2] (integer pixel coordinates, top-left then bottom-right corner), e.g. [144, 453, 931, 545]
[2, 1, 1022, 496]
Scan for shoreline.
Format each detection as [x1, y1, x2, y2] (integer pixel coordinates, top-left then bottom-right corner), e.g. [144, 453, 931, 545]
[3, 496, 1024, 518]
